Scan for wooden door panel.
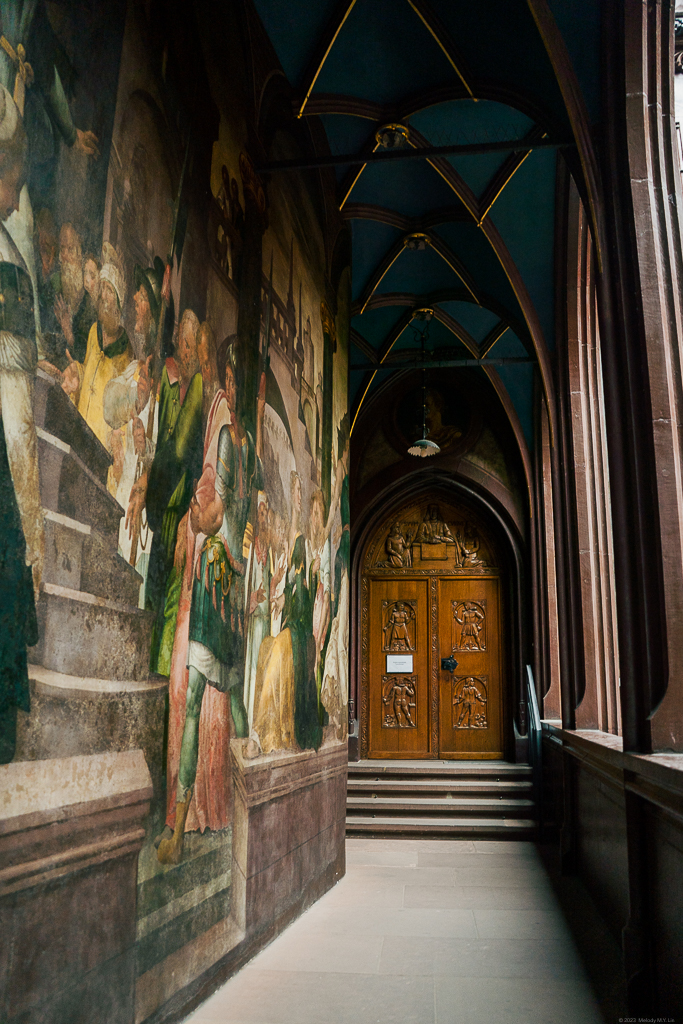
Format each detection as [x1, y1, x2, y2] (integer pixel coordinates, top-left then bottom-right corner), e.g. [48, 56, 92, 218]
[368, 578, 430, 757]
[438, 577, 503, 758]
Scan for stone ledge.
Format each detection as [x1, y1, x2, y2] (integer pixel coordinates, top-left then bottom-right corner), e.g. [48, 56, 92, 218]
[15, 679, 167, 799]
[39, 582, 148, 618]
[231, 739, 348, 808]
[0, 750, 150, 1023]
[29, 664, 166, 698]
[542, 723, 683, 822]
[0, 750, 151, 898]
[0, 749, 152, 834]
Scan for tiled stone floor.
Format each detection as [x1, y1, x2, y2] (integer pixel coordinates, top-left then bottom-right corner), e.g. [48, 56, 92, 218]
[185, 838, 608, 1024]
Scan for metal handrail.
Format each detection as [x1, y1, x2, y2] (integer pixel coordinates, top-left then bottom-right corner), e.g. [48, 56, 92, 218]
[525, 664, 543, 831]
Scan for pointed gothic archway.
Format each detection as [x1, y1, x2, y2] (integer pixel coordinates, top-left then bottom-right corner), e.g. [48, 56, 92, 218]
[351, 473, 527, 762]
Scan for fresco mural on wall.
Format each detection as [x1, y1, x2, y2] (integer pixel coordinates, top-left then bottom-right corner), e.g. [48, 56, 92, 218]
[0, 2, 349, 1019]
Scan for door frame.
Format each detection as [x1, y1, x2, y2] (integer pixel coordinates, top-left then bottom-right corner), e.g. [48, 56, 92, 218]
[351, 473, 527, 761]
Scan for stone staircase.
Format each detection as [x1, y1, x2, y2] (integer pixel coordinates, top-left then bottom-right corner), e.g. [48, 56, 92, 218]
[16, 370, 166, 793]
[346, 760, 535, 838]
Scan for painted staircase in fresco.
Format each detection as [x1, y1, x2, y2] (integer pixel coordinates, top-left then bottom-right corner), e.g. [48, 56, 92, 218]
[346, 761, 535, 838]
[16, 369, 165, 785]
[16, 369, 234, 993]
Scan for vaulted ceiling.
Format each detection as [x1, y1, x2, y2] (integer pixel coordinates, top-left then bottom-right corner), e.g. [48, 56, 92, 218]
[252, 0, 601, 465]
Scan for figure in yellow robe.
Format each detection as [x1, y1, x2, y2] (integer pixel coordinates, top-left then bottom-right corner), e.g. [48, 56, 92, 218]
[76, 319, 132, 456]
[62, 255, 132, 496]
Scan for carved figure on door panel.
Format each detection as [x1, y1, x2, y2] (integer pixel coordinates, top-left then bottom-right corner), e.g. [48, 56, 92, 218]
[382, 674, 417, 728]
[382, 600, 416, 651]
[458, 523, 487, 567]
[385, 521, 412, 567]
[453, 676, 488, 729]
[453, 601, 486, 651]
[418, 505, 456, 545]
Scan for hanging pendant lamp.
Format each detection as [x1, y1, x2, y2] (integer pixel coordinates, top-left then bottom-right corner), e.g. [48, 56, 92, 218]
[408, 316, 440, 457]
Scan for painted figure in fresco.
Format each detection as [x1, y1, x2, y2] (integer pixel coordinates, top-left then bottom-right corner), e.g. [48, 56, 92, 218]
[321, 414, 350, 738]
[0, 84, 43, 762]
[329, 413, 349, 615]
[268, 509, 288, 637]
[0, 1, 100, 353]
[158, 354, 264, 864]
[283, 471, 324, 751]
[307, 488, 330, 696]
[247, 471, 311, 759]
[244, 491, 272, 730]
[53, 224, 98, 365]
[33, 205, 59, 350]
[103, 258, 176, 582]
[60, 242, 132, 478]
[424, 387, 462, 451]
[82, 252, 100, 324]
[126, 308, 203, 676]
[161, 323, 232, 845]
[214, 165, 244, 282]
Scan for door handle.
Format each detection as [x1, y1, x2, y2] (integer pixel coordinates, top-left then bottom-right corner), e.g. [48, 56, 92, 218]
[441, 656, 458, 673]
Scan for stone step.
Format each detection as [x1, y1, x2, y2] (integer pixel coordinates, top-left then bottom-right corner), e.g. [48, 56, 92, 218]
[29, 583, 153, 681]
[346, 795, 535, 814]
[349, 759, 532, 779]
[38, 427, 122, 544]
[347, 778, 533, 796]
[345, 815, 536, 837]
[44, 509, 142, 606]
[15, 665, 167, 796]
[33, 368, 112, 487]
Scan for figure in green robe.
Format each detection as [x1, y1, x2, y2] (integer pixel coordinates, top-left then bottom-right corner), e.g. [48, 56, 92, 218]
[158, 355, 264, 865]
[284, 472, 323, 753]
[127, 310, 203, 676]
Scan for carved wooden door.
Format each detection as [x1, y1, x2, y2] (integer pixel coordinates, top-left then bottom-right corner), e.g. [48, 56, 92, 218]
[368, 578, 431, 757]
[362, 497, 505, 760]
[438, 577, 503, 758]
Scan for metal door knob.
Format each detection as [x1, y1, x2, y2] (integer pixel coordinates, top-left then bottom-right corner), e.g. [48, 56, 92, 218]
[441, 656, 458, 673]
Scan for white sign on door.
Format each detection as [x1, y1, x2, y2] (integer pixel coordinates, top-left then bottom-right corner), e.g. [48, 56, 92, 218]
[386, 654, 413, 673]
